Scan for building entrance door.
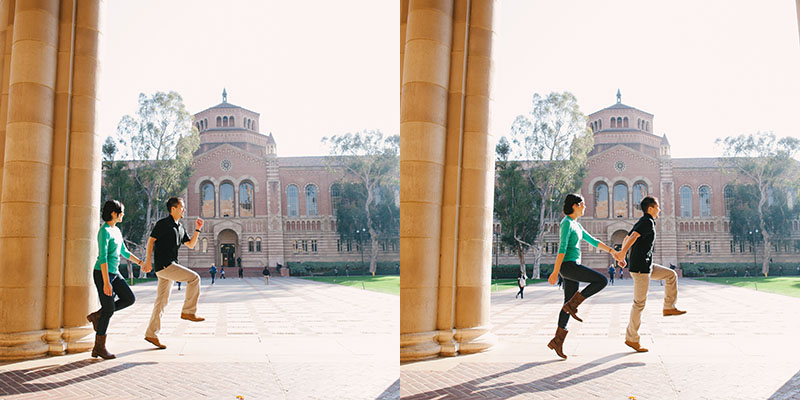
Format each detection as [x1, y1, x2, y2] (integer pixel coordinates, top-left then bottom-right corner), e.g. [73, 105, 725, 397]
[221, 244, 236, 269]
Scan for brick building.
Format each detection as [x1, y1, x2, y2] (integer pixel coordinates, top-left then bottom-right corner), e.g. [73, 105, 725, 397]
[179, 91, 398, 274]
[493, 91, 800, 271]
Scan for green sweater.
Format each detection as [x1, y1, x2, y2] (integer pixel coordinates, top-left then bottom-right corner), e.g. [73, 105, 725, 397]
[557, 216, 599, 264]
[94, 223, 131, 274]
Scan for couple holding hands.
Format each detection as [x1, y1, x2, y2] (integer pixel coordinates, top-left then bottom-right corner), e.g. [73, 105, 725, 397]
[546, 194, 686, 359]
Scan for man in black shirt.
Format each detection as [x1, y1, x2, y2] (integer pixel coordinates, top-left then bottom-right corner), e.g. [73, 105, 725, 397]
[142, 197, 205, 349]
[616, 196, 686, 353]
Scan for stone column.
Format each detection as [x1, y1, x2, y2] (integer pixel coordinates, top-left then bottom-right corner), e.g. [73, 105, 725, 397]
[400, 0, 498, 362]
[0, 0, 103, 360]
[400, 0, 453, 361]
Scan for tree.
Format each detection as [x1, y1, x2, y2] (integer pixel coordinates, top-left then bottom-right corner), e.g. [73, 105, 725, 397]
[717, 132, 800, 276]
[324, 130, 399, 275]
[494, 137, 540, 276]
[115, 91, 199, 257]
[508, 92, 593, 278]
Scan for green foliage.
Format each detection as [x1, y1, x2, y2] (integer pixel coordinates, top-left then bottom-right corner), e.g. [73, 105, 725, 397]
[494, 137, 540, 273]
[507, 91, 593, 277]
[727, 183, 762, 244]
[286, 261, 399, 276]
[492, 264, 554, 279]
[679, 262, 800, 277]
[323, 129, 399, 274]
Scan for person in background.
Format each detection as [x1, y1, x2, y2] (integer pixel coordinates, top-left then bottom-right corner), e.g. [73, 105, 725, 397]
[516, 271, 527, 299]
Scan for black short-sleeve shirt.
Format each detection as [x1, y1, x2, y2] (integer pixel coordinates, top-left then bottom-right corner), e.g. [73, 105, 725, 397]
[150, 216, 191, 271]
[628, 214, 656, 273]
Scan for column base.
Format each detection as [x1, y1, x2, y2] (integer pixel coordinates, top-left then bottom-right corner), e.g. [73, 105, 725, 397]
[437, 329, 458, 357]
[63, 326, 93, 354]
[454, 325, 496, 355]
[400, 331, 441, 362]
[0, 330, 48, 360]
[46, 328, 66, 356]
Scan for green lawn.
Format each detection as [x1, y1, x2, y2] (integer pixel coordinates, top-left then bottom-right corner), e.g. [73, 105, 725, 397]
[302, 275, 399, 295]
[491, 279, 547, 292]
[697, 276, 800, 298]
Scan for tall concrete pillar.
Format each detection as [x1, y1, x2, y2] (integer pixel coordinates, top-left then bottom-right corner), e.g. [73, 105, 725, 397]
[0, 0, 103, 360]
[400, 0, 498, 362]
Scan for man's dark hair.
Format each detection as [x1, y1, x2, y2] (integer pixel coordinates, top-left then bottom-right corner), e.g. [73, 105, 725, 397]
[640, 196, 658, 215]
[101, 200, 124, 222]
[166, 196, 184, 212]
[563, 193, 584, 215]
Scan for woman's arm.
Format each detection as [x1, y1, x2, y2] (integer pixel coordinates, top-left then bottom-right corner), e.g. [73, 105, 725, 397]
[548, 253, 565, 285]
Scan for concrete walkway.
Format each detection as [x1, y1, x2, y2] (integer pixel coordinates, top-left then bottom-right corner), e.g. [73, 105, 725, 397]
[401, 278, 800, 399]
[0, 277, 399, 400]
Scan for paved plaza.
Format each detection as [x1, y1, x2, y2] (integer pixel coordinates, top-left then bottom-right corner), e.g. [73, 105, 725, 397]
[401, 278, 800, 399]
[0, 277, 399, 400]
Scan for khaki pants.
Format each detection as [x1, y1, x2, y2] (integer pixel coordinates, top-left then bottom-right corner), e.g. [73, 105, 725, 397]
[145, 263, 201, 338]
[626, 263, 678, 343]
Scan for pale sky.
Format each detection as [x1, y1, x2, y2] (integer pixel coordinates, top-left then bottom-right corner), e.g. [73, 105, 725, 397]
[99, 1, 397, 158]
[493, 0, 800, 159]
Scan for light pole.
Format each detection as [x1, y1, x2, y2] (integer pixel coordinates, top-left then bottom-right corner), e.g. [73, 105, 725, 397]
[355, 228, 365, 271]
[748, 229, 759, 272]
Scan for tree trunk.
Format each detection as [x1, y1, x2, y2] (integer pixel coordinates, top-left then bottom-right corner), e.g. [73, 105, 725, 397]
[516, 242, 526, 277]
[531, 191, 549, 279]
[758, 183, 771, 276]
[140, 195, 154, 278]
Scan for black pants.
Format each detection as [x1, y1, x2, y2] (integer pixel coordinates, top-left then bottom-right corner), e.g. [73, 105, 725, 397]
[92, 269, 136, 336]
[210, 272, 216, 284]
[558, 261, 607, 329]
[516, 287, 525, 299]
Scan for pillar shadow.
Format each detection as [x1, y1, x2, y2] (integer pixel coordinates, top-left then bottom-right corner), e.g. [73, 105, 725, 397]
[768, 368, 800, 399]
[377, 378, 400, 400]
[0, 358, 156, 395]
[402, 352, 644, 400]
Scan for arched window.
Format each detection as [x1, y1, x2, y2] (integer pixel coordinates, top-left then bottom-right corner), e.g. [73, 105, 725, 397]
[202, 238, 208, 253]
[616, 117, 622, 127]
[248, 237, 254, 252]
[230, 116, 235, 127]
[239, 181, 254, 217]
[645, 121, 649, 131]
[698, 185, 711, 217]
[216, 116, 221, 127]
[220, 182, 234, 217]
[613, 183, 628, 218]
[201, 181, 215, 218]
[611, 118, 616, 128]
[632, 182, 648, 216]
[204, 119, 207, 129]
[637, 119, 641, 129]
[680, 186, 693, 217]
[256, 237, 262, 252]
[223, 116, 228, 127]
[724, 185, 734, 216]
[287, 184, 299, 216]
[331, 184, 341, 214]
[595, 183, 609, 218]
[252, 122, 257, 131]
[623, 117, 629, 128]
[305, 184, 318, 216]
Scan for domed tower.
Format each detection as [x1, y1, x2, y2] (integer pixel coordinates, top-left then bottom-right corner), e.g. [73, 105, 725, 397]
[586, 90, 661, 158]
[192, 88, 276, 157]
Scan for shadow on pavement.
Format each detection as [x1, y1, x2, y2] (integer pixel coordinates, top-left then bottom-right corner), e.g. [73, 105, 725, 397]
[402, 352, 644, 400]
[0, 358, 156, 395]
[769, 368, 800, 399]
[377, 378, 399, 400]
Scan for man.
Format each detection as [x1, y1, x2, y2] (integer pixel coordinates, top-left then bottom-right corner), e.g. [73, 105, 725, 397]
[209, 264, 217, 285]
[142, 197, 205, 349]
[615, 196, 686, 353]
[608, 264, 615, 286]
[262, 265, 270, 285]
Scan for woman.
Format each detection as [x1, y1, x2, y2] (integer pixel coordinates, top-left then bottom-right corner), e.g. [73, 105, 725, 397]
[515, 271, 527, 299]
[86, 200, 144, 359]
[547, 194, 622, 359]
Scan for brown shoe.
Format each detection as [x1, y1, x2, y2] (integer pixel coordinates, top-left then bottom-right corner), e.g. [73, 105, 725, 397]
[625, 340, 649, 352]
[86, 310, 101, 332]
[91, 334, 116, 359]
[561, 292, 587, 322]
[145, 336, 167, 349]
[547, 327, 569, 359]
[663, 308, 687, 316]
[180, 313, 205, 322]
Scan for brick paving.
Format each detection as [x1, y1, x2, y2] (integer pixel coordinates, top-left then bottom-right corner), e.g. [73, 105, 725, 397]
[401, 278, 800, 399]
[0, 277, 398, 400]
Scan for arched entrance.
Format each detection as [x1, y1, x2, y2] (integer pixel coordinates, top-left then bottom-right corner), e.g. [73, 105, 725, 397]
[218, 229, 239, 270]
[610, 230, 629, 269]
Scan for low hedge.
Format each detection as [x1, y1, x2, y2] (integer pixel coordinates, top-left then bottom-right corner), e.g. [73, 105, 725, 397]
[678, 262, 800, 277]
[286, 261, 400, 276]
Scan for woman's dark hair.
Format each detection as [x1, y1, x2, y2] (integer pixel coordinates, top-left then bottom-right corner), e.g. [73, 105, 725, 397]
[563, 193, 584, 215]
[102, 200, 124, 222]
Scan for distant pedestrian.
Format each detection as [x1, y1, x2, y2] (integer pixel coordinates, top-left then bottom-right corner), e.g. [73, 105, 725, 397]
[796, 265, 800, 276]
[516, 272, 527, 299]
[334, 267, 339, 277]
[395, 264, 400, 274]
[608, 265, 615, 286]
[238, 265, 244, 279]
[262, 266, 270, 285]
[220, 267, 226, 279]
[345, 264, 350, 277]
[177, 281, 181, 291]
[778, 265, 783, 276]
[744, 267, 750, 277]
[209, 264, 217, 284]
[619, 266, 624, 280]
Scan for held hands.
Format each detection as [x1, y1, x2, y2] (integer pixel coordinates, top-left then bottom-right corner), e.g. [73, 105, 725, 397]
[143, 260, 152, 273]
[612, 250, 627, 267]
[195, 217, 204, 231]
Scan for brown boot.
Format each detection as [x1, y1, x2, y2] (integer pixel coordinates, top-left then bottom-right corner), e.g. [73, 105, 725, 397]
[91, 334, 115, 359]
[562, 292, 587, 322]
[86, 310, 101, 332]
[547, 327, 568, 359]
[663, 308, 687, 316]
